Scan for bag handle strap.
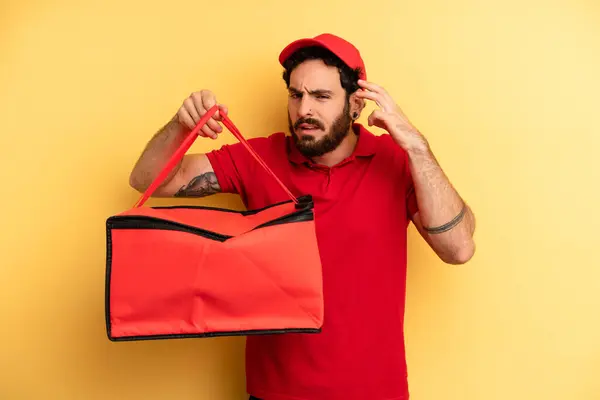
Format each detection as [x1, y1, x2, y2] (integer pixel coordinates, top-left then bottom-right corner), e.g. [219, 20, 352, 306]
[133, 105, 298, 208]
[218, 111, 298, 204]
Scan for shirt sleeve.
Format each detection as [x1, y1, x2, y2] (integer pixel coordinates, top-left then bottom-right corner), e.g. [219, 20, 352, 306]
[204, 135, 278, 207]
[205, 142, 250, 204]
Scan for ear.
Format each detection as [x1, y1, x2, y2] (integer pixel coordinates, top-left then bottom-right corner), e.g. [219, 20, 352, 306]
[349, 92, 366, 120]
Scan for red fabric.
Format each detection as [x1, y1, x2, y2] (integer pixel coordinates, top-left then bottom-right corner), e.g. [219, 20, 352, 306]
[206, 123, 418, 400]
[278, 33, 367, 80]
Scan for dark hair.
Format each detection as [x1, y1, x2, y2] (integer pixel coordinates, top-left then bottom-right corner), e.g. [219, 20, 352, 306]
[282, 46, 362, 98]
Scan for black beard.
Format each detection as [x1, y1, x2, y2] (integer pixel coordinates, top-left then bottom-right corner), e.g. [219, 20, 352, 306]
[288, 100, 352, 158]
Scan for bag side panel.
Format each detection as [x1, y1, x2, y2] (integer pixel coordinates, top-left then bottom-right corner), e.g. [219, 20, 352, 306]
[108, 228, 214, 338]
[224, 220, 324, 327]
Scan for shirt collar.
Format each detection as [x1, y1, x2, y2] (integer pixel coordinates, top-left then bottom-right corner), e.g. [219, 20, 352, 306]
[287, 123, 378, 165]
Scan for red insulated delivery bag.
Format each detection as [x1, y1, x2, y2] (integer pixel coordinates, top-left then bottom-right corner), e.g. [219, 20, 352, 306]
[105, 105, 323, 341]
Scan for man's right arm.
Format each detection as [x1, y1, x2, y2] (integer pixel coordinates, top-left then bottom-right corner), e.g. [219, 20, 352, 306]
[129, 90, 228, 198]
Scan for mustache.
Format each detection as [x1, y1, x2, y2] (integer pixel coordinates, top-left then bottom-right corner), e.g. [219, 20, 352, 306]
[294, 117, 325, 131]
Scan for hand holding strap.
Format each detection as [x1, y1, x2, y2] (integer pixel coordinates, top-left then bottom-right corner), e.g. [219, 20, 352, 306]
[133, 105, 298, 208]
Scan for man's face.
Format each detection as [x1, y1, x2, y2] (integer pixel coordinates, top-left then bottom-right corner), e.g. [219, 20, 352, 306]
[287, 59, 352, 158]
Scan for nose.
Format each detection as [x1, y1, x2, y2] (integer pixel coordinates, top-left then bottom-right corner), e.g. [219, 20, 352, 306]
[297, 95, 314, 118]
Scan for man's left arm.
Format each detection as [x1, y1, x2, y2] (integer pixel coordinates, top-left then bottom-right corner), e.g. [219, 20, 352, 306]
[356, 80, 476, 264]
[406, 144, 476, 264]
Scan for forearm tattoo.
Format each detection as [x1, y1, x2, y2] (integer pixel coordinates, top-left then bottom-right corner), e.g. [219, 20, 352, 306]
[174, 172, 221, 197]
[423, 203, 466, 234]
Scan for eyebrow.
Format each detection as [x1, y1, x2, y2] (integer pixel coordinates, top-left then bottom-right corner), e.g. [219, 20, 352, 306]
[289, 87, 334, 96]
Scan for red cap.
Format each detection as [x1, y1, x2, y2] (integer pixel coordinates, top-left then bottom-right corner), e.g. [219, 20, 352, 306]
[278, 33, 367, 80]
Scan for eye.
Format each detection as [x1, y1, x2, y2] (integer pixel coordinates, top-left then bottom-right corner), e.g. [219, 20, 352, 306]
[290, 92, 302, 99]
[316, 94, 330, 100]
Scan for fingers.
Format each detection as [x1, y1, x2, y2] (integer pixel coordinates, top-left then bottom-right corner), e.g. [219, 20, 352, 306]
[217, 104, 228, 118]
[367, 109, 396, 129]
[183, 97, 201, 125]
[178, 90, 226, 139]
[355, 90, 386, 112]
[368, 109, 384, 126]
[177, 105, 196, 131]
[357, 80, 395, 112]
[358, 79, 385, 93]
[195, 92, 220, 139]
[200, 91, 221, 132]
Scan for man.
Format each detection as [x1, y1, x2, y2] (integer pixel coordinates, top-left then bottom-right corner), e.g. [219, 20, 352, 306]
[129, 33, 476, 400]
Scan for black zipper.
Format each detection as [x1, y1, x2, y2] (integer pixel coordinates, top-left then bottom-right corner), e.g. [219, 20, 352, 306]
[107, 216, 231, 242]
[251, 208, 313, 231]
[106, 207, 313, 241]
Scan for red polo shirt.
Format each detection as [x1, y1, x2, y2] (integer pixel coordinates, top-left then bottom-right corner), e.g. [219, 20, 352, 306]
[206, 123, 418, 400]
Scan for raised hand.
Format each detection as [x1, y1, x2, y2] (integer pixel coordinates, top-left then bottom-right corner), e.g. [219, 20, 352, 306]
[177, 90, 228, 140]
[355, 80, 427, 152]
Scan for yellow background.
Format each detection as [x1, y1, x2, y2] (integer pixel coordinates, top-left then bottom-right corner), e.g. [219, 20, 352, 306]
[2, 0, 599, 399]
